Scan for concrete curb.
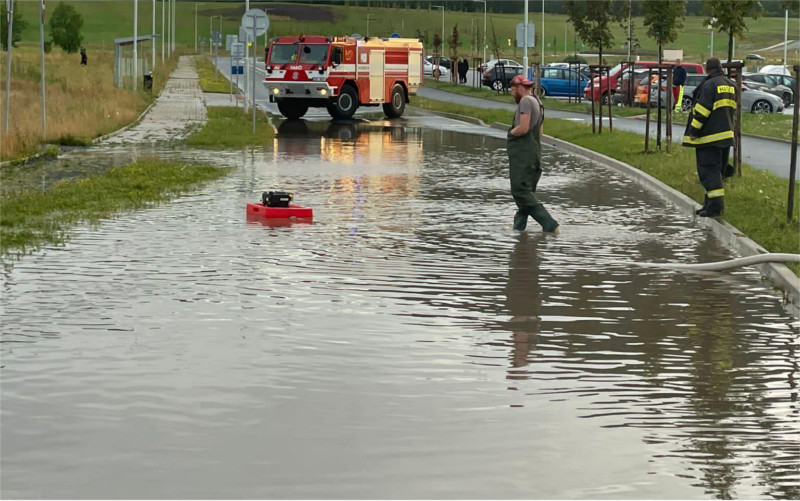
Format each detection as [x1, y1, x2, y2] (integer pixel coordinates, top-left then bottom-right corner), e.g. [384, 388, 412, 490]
[409, 105, 800, 308]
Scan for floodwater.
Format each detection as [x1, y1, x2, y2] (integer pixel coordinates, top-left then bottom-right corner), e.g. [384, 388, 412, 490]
[1, 118, 798, 499]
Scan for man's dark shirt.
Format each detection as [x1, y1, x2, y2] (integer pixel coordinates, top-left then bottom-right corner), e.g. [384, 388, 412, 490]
[673, 65, 687, 87]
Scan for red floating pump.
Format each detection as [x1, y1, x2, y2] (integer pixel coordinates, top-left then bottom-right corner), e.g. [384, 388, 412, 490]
[246, 203, 313, 219]
[246, 191, 313, 220]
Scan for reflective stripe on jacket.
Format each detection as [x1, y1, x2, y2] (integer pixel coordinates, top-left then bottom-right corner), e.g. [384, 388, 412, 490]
[682, 70, 736, 148]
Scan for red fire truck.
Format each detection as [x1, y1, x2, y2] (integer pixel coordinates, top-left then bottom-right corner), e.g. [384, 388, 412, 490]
[264, 35, 423, 120]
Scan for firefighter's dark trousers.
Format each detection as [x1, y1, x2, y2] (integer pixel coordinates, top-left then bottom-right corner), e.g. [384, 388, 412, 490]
[695, 146, 728, 214]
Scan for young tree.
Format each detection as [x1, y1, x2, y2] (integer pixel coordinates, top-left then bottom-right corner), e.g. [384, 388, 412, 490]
[643, 0, 687, 63]
[564, 0, 629, 65]
[1, 1, 28, 51]
[432, 33, 442, 54]
[49, 3, 84, 53]
[702, 0, 763, 63]
[447, 24, 461, 61]
[489, 18, 501, 61]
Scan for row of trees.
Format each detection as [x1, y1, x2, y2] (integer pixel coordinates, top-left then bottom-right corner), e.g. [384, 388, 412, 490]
[2, 1, 84, 52]
[565, 0, 798, 66]
[291, 0, 799, 18]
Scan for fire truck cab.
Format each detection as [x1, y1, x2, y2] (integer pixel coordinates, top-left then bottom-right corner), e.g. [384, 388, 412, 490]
[264, 35, 423, 120]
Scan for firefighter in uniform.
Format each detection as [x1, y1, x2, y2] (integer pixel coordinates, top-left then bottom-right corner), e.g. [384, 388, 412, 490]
[682, 57, 736, 217]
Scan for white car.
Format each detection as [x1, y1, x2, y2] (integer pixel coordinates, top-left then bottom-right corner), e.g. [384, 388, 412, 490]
[424, 59, 450, 78]
[760, 64, 791, 76]
[478, 58, 522, 73]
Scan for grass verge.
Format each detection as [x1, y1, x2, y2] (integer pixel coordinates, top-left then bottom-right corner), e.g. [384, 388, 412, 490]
[411, 95, 800, 275]
[0, 47, 180, 162]
[0, 159, 231, 259]
[423, 80, 796, 141]
[186, 107, 275, 149]
[196, 56, 231, 93]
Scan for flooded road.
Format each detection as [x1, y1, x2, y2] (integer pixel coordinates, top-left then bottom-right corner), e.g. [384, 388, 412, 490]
[1, 119, 798, 499]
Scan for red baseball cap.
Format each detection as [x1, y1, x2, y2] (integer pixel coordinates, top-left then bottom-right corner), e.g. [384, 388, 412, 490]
[510, 74, 534, 87]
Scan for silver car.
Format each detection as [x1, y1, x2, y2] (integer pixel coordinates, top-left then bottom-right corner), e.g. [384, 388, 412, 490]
[662, 74, 785, 113]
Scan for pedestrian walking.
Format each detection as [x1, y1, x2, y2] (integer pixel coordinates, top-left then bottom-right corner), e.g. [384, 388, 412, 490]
[463, 57, 470, 84]
[507, 74, 559, 233]
[672, 58, 686, 111]
[80, 47, 87, 66]
[682, 57, 736, 217]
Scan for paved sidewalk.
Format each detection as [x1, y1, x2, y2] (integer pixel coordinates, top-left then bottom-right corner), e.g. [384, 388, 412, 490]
[102, 56, 207, 145]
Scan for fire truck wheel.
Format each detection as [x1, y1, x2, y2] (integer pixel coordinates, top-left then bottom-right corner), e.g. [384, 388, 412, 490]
[383, 84, 406, 118]
[277, 100, 309, 119]
[329, 85, 358, 119]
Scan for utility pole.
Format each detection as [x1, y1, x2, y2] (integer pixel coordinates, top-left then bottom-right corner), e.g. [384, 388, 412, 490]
[39, 0, 46, 138]
[152, 0, 155, 69]
[5, 0, 15, 133]
[783, 9, 788, 68]
[523, 0, 528, 76]
[134, 0, 138, 90]
[541, 0, 545, 67]
[161, 0, 164, 62]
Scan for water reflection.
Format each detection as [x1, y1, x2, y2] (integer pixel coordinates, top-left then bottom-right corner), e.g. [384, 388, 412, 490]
[1, 120, 797, 499]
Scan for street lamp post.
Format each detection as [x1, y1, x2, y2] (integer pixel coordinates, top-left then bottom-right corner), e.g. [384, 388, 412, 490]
[707, 17, 717, 59]
[473, 0, 486, 65]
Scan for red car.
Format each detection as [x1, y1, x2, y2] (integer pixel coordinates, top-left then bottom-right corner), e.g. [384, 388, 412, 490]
[584, 61, 704, 103]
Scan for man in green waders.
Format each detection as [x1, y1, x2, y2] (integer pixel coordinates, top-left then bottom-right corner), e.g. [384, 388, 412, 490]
[507, 74, 560, 233]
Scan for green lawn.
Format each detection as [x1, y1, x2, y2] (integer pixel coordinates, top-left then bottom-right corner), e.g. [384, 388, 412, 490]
[411, 95, 800, 275]
[186, 106, 275, 149]
[0, 159, 231, 258]
[196, 55, 232, 93]
[13, 1, 798, 67]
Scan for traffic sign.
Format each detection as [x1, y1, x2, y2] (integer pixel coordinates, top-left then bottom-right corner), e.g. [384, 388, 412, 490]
[390, 33, 400, 38]
[225, 34, 237, 51]
[241, 8, 269, 37]
[516, 23, 535, 48]
[231, 42, 244, 58]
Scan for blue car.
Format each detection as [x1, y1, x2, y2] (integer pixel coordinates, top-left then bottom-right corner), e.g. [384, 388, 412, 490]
[527, 66, 589, 97]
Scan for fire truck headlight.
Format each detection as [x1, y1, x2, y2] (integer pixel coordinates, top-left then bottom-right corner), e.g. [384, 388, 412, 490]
[272, 88, 280, 95]
[319, 88, 328, 96]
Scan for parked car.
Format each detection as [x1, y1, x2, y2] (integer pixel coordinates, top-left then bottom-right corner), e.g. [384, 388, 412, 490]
[744, 73, 794, 106]
[425, 55, 453, 72]
[423, 59, 450, 78]
[478, 58, 522, 73]
[482, 65, 525, 91]
[612, 68, 649, 105]
[528, 66, 589, 97]
[674, 74, 784, 114]
[760, 64, 792, 76]
[745, 54, 766, 61]
[762, 73, 797, 92]
[584, 60, 704, 103]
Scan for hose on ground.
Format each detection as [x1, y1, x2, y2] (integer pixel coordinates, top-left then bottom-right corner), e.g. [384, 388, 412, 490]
[634, 253, 800, 272]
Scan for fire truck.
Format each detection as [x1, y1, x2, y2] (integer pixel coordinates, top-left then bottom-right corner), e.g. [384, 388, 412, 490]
[263, 35, 423, 120]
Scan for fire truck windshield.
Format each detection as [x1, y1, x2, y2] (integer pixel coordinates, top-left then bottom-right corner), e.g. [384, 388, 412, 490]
[298, 44, 330, 65]
[269, 44, 298, 64]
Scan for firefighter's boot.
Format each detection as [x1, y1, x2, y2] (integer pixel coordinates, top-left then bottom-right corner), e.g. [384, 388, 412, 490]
[513, 210, 529, 231]
[531, 204, 559, 233]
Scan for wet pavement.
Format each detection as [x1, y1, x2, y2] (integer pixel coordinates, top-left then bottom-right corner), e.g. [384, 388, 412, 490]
[1, 118, 798, 499]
